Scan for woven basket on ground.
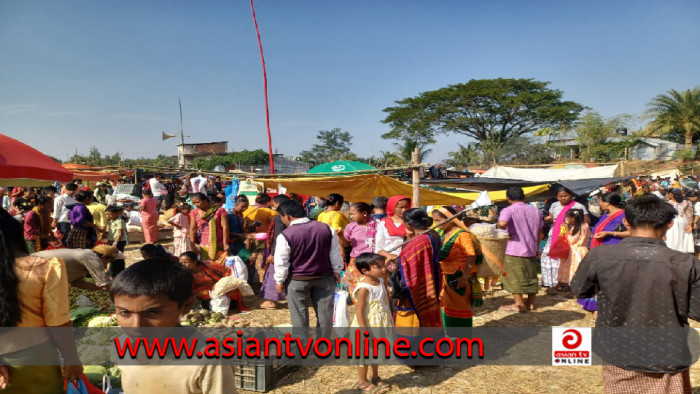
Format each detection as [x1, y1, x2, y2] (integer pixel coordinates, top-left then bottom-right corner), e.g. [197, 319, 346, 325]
[476, 236, 508, 278]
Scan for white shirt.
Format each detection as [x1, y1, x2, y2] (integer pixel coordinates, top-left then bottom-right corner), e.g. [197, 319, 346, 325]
[273, 217, 343, 284]
[1, 196, 10, 212]
[652, 191, 664, 198]
[374, 219, 405, 255]
[148, 178, 167, 197]
[51, 193, 76, 223]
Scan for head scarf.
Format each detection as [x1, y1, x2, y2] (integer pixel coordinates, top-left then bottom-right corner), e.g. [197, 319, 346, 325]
[383, 195, 412, 237]
[433, 207, 468, 230]
[386, 195, 412, 217]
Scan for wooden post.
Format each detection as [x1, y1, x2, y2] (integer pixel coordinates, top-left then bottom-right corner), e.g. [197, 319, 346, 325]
[412, 146, 420, 207]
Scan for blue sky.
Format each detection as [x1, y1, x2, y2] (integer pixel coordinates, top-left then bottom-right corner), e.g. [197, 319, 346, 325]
[1, 0, 698, 163]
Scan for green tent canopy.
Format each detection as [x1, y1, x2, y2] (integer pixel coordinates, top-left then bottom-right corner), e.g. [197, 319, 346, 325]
[307, 160, 377, 175]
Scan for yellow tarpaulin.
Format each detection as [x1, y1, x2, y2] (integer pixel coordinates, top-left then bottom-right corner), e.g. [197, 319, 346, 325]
[258, 174, 550, 205]
[447, 184, 551, 203]
[259, 174, 474, 205]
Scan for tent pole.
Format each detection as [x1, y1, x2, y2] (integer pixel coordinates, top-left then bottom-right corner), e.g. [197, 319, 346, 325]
[412, 146, 421, 207]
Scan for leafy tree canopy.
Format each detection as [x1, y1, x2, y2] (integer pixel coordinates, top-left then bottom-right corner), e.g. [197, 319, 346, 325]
[195, 149, 269, 171]
[574, 111, 638, 161]
[382, 78, 585, 147]
[645, 87, 700, 150]
[298, 128, 356, 165]
[68, 147, 174, 168]
[445, 137, 554, 168]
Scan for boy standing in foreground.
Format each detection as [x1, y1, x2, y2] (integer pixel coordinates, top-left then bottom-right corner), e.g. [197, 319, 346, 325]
[572, 195, 700, 393]
[110, 259, 236, 394]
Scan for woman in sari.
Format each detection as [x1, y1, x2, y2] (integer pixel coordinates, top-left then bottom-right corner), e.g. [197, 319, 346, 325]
[342, 202, 378, 299]
[259, 195, 290, 310]
[540, 186, 589, 293]
[374, 195, 411, 264]
[189, 192, 229, 261]
[578, 192, 629, 315]
[391, 208, 443, 329]
[390, 208, 443, 364]
[591, 193, 629, 248]
[665, 190, 694, 253]
[227, 195, 249, 256]
[0, 208, 82, 393]
[317, 193, 350, 236]
[139, 189, 159, 244]
[66, 190, 98, 249]
[179, 251, 247, 311]
[431, 207, 483, 334]
[23, 196, 52, 253]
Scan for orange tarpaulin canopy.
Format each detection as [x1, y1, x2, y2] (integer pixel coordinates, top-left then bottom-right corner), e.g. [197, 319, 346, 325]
[61, 164, 135, 182]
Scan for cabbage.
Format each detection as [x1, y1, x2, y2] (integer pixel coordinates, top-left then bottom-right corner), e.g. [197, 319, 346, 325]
[87, 316, 115, 327]
[84, 365, 108, 375]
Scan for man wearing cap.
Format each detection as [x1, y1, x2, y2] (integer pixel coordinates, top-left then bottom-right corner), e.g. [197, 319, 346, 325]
[32, 245, 122, 291]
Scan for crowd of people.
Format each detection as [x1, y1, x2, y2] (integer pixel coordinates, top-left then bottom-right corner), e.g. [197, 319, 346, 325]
[1, 172, 700, 393]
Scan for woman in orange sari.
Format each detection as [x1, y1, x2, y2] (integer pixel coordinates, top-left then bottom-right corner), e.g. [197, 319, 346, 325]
[431, 206, 483, 334]
[179, 251, 247, 312]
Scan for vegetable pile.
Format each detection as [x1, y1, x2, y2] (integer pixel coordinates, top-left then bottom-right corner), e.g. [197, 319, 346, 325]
[180, 308, 253, 328]
[180, 309, 226, 327]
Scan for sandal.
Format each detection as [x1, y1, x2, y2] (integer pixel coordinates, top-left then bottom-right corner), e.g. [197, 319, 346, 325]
[354, 382, 376, 392]
[371, 377, 391, 392]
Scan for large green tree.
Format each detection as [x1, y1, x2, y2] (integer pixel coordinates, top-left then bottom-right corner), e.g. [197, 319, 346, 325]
[382, 78, 584, 162]
[194, 149, 269, 170]
[298, 128, 355, 165]
[646, 87, 700, 150]
[574, 112, 637, 161]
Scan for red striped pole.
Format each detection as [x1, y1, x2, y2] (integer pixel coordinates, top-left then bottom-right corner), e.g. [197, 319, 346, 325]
[250, 0, 275, 173]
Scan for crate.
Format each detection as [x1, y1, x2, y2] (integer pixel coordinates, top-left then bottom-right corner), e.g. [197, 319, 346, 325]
[233, 362, 297, 392]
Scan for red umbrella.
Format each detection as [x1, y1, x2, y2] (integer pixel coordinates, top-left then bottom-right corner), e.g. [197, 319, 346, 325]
[0, 133, 73, 186]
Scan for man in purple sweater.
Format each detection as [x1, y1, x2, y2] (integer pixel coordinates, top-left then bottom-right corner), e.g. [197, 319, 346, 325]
[274, 200, 344, 329]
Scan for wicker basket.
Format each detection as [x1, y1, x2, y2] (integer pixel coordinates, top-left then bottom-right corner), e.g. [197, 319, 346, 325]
[475, 236, 508, 277]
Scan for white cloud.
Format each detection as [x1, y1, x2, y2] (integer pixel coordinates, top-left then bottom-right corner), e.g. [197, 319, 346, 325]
[0, 104, 38, 116]
[41, 110, 84, 117]
[113, 113, 170, 122]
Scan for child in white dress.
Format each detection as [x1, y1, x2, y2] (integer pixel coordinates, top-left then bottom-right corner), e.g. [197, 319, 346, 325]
[167, 203, 193, 256]
[351, 253, 393, 393]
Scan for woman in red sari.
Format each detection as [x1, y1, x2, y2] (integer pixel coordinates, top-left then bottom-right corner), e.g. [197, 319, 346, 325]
[189, 193, 229, 262]
[390, 208, 443, 365]
[179, 251, 247, 312]
[391, 208, 443, 328]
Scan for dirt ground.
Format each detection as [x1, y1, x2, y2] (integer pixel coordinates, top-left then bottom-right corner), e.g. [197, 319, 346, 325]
[120, 242, 700, 394]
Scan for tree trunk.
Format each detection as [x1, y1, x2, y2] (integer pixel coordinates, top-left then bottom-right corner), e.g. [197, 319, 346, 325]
[685, 124, 693, 151]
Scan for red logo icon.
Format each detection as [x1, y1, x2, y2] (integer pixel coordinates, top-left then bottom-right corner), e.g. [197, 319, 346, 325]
[562, 329, 582, 349]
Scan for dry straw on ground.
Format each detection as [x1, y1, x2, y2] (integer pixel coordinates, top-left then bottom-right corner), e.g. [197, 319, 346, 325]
[119, 242, 700, 394]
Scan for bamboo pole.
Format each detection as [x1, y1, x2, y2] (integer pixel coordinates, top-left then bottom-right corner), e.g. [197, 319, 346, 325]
[412, 147, 421, 207]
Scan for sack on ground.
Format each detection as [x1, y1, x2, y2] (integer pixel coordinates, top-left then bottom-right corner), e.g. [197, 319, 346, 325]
[210, 294, 231, 315]
[225, 255, 248, 280]
[211, 276, 254, 297]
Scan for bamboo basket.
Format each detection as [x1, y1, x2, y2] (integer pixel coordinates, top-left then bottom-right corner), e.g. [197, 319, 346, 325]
[475, 236, 508, 278]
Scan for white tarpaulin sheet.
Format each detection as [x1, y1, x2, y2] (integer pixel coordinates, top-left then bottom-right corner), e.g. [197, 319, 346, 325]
[481, 165, 618, 182]
[650, 168, 681, 179]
